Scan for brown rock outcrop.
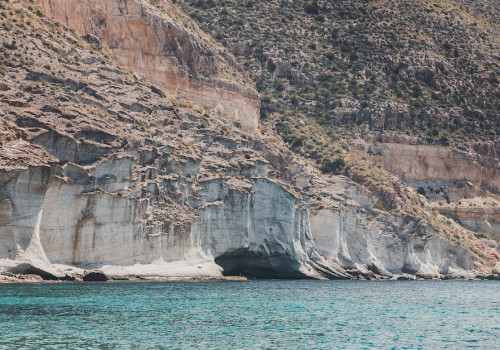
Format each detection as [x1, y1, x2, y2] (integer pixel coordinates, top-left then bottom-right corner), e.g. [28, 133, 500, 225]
[366, 142, 500, 193]
[361, 141, 500, 240]
[431, 198, 500, 241]
[36, 0, 260, 133]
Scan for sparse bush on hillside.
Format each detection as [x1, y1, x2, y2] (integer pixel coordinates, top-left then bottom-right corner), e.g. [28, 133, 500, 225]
[291, 137, 304, 149]
[417, 187, 426, 196]
[177, 0, 499, 164]
[320, 157, 345, 175]
[304, 2, 320, 15]
[474, 232, 490, 240]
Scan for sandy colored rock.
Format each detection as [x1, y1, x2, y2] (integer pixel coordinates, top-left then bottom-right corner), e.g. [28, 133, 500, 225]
[366, 143, 499, 191]
[36, 0, 260, 133]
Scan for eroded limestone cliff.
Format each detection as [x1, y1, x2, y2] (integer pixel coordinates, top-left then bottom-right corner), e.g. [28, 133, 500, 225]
[0, 0, 498, 282]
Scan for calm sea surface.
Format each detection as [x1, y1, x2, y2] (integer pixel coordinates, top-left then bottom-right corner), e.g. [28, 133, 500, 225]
[0, 280, 498, 349]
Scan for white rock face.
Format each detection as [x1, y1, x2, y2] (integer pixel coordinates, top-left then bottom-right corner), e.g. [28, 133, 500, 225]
[0, 151, 478, 280]
[0, 163, 317, 278]
[309, 207, 474, 278]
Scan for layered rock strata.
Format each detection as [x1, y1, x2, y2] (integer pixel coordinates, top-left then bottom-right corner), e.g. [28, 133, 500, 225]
[360, 141, 500, 241]
[36, 0, 260, 133]
[0, 0, 498, 281]
[365, 142, 499, 192]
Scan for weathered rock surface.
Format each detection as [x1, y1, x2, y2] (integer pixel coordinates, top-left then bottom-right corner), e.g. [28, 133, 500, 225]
[36, 0, 260, 133]
[0, 272, 44, 284]
[82, 271, 108, 282]
[430, 198, 500, 241]
[0, 0, 498, 282]
[365, 142, 499, 192]
[0, 154, 485, 280]
[360, 141, 500, 241]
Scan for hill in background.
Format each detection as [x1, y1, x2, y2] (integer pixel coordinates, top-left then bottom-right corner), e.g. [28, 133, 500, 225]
[176, 0, 499, 156]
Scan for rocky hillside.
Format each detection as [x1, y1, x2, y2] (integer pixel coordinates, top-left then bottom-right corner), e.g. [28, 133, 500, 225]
[0, 0, 499, 282]
[176, 0, 500, 244]
[177, 0, 499, 145]
[37, 0, 260, 133]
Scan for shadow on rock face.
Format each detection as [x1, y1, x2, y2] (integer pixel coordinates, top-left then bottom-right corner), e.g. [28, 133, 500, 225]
[215, 249, 313, 279]
[82, 271, 108, 282]
[8, 263, 71, 281]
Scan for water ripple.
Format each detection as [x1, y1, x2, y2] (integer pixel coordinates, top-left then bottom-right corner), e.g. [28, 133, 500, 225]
[0, 280, 498, 349]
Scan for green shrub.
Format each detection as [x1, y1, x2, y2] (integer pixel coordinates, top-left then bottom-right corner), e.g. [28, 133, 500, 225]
[304, 2, 319, 15]
[439, 135, 449, 146]
[373, 201, 387, 211]
[325, 52, 335, 60]
[474, 232, 490, 240]
[275, 81, 285, 92]
[291, 137, 304, 149]
[320, 157, 345, 174]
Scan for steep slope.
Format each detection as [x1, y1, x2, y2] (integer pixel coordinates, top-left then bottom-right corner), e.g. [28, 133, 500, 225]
[36, 0, 260, 133]
[0, 0, 498, 282]
[177, 0, 499, 142]
[175, 0, 500, 241]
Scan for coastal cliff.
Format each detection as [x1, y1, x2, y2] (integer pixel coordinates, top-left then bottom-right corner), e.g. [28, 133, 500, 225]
[0, 0, 498, 282]
[172, 0, 500, 249]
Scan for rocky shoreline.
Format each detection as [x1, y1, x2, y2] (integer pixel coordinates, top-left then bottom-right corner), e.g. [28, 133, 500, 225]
[2, 268, 499, 284]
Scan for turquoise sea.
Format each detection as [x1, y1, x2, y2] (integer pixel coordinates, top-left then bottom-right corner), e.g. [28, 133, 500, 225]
[0, 280, 498, 349]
